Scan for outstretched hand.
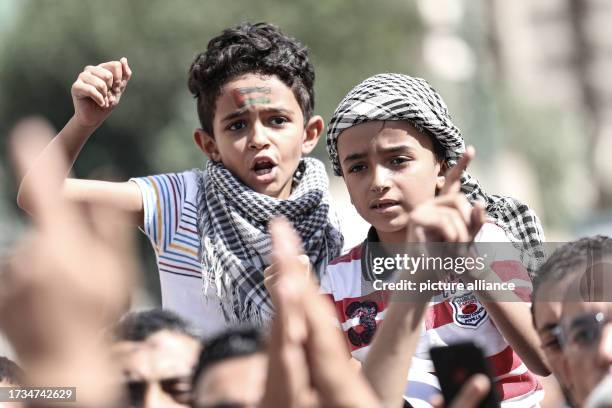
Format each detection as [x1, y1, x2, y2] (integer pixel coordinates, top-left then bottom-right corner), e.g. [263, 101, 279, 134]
[1, 117, 138, 406]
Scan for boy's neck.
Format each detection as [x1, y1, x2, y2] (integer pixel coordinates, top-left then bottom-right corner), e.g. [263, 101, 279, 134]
[276, 179, 293, 200]
[375, 228, 408, 244]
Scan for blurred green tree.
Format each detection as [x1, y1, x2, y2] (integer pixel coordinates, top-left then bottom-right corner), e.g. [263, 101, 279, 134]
[0, 0, 424, 179]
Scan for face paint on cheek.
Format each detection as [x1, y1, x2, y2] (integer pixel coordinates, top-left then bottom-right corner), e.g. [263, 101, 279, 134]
[232, 87, 272, 109]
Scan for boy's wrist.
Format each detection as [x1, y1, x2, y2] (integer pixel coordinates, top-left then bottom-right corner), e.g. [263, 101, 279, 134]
[70, 114, 102, 135]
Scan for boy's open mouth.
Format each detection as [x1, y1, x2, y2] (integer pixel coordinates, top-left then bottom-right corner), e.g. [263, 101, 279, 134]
[251, 158, 277, 176]
[370, 199, 400, 211]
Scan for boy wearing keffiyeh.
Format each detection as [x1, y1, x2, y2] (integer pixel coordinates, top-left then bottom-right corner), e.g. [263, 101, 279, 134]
[321, 73, 550, 407]
[17, 23, 343, 334]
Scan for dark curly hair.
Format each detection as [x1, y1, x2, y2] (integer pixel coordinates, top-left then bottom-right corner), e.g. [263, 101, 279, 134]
[188, 22, 315, 136]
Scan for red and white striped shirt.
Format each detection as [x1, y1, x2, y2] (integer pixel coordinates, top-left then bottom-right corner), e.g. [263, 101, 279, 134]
[320, 223, 543, 408]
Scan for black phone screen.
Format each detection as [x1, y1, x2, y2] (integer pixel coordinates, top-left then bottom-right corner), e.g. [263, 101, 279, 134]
[430, 342, 500, 408]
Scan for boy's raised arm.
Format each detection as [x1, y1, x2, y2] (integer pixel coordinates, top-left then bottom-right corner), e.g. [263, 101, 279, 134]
[16, 58, 144, 225]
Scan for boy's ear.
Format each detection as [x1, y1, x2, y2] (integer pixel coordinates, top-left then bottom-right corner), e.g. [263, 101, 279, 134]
[301, 115, 324, 155]
[436, 160, 448, 191]
[194, 129, 221, 162]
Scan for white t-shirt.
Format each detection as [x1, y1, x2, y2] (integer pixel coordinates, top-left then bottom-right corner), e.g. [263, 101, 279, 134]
[131, 170, 227, 337]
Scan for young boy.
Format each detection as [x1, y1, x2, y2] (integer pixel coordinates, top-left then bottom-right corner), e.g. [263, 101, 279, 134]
[321, 73, 549, 407]
[17, 23, 343, 335]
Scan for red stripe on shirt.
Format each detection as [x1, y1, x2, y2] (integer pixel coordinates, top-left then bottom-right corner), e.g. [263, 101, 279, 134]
[495, 372, 540, 401]
[425, 302, 454, 329]
[490, 260, 533, 302]
[487, 346, 521, 378]
[490, 260, 530, 283]
[330, 245, 362, 265]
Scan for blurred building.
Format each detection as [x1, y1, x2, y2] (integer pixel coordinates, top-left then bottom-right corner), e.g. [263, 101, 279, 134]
[416, 0, 612, 237]
[488, 0, 612, 212]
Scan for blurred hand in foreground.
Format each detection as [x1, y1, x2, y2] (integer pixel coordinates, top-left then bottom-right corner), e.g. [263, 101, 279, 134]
[0, 116, 139, 406]
[261, 217, 380, 408]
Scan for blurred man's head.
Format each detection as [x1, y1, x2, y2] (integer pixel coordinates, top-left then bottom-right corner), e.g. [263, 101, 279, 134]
[191, 327, 266, 408]
[0, 356, 25, 408]
[532, 235, 612, 406]
[0, 356, 23, 386]
[111, 309, 201, 408]
[532, 236, 612, 402]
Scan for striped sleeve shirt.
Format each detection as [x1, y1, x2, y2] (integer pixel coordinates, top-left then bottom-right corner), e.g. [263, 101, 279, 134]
[131, 170, 227, 337]
[320, 223, 543, 408]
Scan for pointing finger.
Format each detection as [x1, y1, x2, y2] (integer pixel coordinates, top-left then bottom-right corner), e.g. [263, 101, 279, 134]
[440, 146, 474, 196]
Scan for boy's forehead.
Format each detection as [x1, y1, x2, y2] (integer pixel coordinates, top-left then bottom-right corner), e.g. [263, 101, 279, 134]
[338, 120, 434, 155]
[216, 73, 300, 112]
[231, 87, 272, 109]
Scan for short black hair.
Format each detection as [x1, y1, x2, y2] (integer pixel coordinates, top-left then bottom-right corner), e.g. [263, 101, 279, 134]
[188, 22, 315, 136]
[531, 235, 612, 324]
[0, 356, 23, 385]
[111, 309, 198, 342]
[192, 326, 265, 386]
[533, 235, 612, 301]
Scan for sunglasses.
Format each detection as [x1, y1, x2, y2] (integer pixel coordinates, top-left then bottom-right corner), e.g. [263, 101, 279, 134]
[560, 312, 612, 350]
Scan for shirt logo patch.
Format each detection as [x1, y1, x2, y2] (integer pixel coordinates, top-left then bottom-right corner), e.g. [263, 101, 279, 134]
[345, 301, 378, 346]
[450, 292, 488, 328]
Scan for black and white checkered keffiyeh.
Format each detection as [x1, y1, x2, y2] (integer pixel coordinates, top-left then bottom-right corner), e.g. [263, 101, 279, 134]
[197, 157, 343, 326]
[326, 73, 545, 275]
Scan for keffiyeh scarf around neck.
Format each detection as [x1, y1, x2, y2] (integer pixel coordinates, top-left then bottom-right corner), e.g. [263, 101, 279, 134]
[326, 73, 545, 275]
[197, 157, 343, 326]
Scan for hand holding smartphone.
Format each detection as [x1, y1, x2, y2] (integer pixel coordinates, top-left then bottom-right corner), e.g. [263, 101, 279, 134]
[430, 342, 500, 408]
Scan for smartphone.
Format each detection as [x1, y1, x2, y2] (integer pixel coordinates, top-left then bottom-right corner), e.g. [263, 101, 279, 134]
[430, 342, 500, 408]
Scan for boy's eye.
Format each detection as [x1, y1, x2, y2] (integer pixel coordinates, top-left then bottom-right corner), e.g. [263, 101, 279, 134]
[269, 116, 288, 126]
[228, 121, 247, 131]
[390, 157, 410, 166]
[348, 164, 366, 173]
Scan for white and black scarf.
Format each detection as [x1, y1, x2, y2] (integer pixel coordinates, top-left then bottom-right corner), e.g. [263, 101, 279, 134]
[197, 157, 343, 325]
[326, 73, 545, 276]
